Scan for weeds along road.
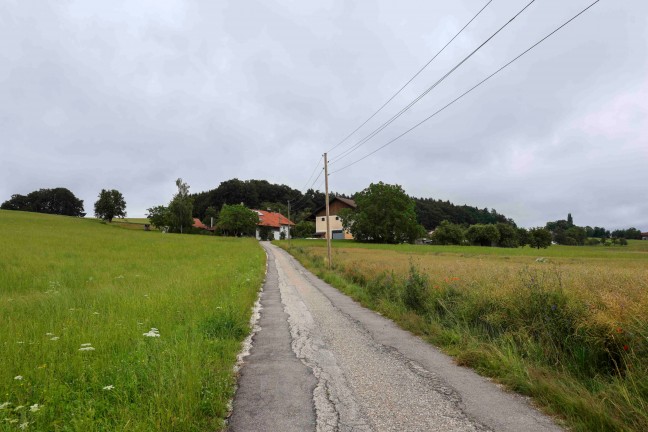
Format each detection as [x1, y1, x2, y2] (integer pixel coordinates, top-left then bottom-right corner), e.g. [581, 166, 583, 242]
[229, 243, 562, 432]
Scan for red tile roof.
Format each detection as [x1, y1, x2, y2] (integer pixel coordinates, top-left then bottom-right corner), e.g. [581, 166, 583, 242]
[192, 218, 214, 231]
[253, 210, 294, 228]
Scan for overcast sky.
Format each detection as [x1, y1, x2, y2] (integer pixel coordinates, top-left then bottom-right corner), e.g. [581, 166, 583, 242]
[1, 0, 646, 229]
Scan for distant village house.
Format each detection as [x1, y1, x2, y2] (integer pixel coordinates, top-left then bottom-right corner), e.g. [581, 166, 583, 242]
[312, 196, 356, 240]
[642, 231, 648, 240]
[253, 209, 294, 240]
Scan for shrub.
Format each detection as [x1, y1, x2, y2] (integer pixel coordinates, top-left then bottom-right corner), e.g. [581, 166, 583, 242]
[402, 264, 429, 313]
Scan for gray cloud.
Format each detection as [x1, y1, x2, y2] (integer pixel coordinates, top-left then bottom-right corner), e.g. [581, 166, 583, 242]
[1, 0, 646, 230]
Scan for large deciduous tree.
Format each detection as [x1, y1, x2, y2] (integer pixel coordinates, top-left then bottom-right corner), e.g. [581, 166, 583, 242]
[430, 220, 464, 245]
[528, 227, 552, 249]
[340, 182, 425, 244]
[146, 205, 170, 230]
[466, 224, 500, 247]
[218, 204, 258, 237]
[168, 178, 194, 233]
[94, 189, 126, 222]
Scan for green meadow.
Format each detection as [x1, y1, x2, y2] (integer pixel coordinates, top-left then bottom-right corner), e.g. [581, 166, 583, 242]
[0, 211, 264, 431]
[280, 239, 648, 432]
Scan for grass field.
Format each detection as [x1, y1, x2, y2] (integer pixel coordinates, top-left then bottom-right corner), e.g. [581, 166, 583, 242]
[0, 210, 264, 431]
[279, 239, 648, 432]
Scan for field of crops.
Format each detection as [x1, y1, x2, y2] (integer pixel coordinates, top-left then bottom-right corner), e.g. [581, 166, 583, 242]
[0, 211, 264, 431]
[279, 239, 648, 432]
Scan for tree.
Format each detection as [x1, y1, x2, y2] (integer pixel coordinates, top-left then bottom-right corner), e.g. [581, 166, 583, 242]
[430, 220, 464, 245]
[1, 188, 85, 217]
[466, 224, 500, 247]
[517, 227, 530, 247]
[528, 227, 552, 249]
[146, 205, 170, 230]
[496, 223, 519, 247]
[218, 204, 258, 237]
[168, 178, 194, 233]
[292, 220, 315, 238]
[340, 182, 425, 244]
[94, 189, 126, 222]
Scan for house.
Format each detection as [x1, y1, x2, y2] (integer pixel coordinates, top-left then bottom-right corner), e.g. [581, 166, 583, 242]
[253, 210, 294, 240]
[311, 196, 356, 240]
[192, 218, 214, 231]
[642, 232, 648, 240]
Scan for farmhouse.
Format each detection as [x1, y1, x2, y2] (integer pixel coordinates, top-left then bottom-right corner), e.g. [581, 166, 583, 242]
[642, 231, 648, 240]
[312, 196, 356, 240]
[253, 209, 294, 240]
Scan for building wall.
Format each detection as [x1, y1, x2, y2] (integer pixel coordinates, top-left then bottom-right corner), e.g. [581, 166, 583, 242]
[314, 200, 355, 239]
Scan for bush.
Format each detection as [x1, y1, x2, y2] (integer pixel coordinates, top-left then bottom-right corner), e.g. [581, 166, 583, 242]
[402, 264, 429, 313]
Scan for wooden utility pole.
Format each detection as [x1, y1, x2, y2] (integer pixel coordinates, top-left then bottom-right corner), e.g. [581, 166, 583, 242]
[324, 153, 332, 269]
[287, 199, 291, 248]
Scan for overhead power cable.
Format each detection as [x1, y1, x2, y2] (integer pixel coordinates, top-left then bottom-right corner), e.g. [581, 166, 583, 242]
[331, 0, 602, 174]
[330, 0, 536, 165]
[325, 0, 494, 155]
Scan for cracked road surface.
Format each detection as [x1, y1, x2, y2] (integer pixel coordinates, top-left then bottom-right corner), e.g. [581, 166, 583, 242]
[229, 243, 562, 431]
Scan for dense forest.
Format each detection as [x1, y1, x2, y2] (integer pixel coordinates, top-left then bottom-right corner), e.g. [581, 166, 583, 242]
[413, 198, 512, 230]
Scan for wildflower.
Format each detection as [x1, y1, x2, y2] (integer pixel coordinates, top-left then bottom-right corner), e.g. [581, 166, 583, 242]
[14, 376, 23, 381]
[19, 422, 29, 430]
[0, 402, 10, 409]
[616, 327, 623, 334]
[102, 385, 114, 391]
[14, 406, 24, 411]
[45, 333, 54, 336]
[29, 404, 40, 412]
[50, 337, 59, 341]
[79, 346, 95, 351]
[623, 345, 629, 351]
[80, 343, 92, 347]
[143, 328, 160, 338]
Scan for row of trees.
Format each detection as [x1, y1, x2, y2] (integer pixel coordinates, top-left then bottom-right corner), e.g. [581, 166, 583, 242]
[545, 214, 642, 245]
[1, 188, 86, 217]
[431, 220, 552, 249]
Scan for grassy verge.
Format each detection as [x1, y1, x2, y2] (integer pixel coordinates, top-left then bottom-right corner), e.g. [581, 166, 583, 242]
[277, 239, 648, 432]
[1, 210, 265, 431]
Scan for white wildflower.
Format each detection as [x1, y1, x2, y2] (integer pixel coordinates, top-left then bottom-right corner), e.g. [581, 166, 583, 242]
[80, 343, 92, 347]
[50, 337, 59, 341]
[19, 422, 29, 430]
[102, 385, 114, 391]
[8, 419, 18, 424]
[78, 346, 95, 351]
[143, 328, 160, 338]
[29, 404, 40, 413]
[14, 406, 24, 411]
[0, 402, 10, 409]
[45, 333, 54, 336]
[14, 376, 23, 381]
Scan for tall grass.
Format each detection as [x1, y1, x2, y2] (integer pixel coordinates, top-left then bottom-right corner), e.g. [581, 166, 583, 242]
[0, 211, 265, 431]
[279, 240, 648, 431]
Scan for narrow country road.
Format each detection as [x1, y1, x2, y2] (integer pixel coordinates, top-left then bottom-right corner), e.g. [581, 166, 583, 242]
[229, 243, 562, 432]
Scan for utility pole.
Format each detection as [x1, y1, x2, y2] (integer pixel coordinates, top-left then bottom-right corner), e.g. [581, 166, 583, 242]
[287, 199, 291, 248]
[324, 153, 332, 269]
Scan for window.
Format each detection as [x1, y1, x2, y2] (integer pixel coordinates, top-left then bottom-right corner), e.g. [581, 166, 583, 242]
[321, 217, 325, 221]
[335, 216, 339, 220]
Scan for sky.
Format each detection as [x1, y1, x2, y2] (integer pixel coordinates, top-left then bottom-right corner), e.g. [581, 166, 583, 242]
[1, 0, 647, 230]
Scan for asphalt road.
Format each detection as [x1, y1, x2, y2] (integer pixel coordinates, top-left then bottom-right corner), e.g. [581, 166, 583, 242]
[228, 243, 562, 432]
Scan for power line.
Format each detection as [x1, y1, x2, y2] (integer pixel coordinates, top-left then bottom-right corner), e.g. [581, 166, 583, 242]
[325, 0, 494, 155]
[331, 0, 602, 175]
[330, 0, 537, 165]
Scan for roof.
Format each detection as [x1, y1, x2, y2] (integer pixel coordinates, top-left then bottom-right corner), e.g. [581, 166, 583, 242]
[192, 218, 214, 231]
[253, 210, 294, 228]
[311, 196, 356, 217]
